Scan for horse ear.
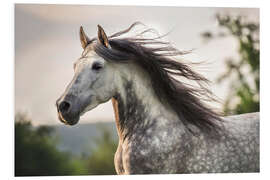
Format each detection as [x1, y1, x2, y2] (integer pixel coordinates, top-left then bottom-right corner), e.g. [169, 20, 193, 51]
[79, 26, 90, 49]
[97, 25, 109, 48]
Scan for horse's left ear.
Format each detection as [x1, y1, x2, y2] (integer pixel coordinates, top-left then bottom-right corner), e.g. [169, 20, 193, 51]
[80, 26, 91, 49]
[97, 25, 110, 48]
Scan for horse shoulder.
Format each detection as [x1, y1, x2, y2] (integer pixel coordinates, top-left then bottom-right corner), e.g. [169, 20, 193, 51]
[121, 121, 188, 174]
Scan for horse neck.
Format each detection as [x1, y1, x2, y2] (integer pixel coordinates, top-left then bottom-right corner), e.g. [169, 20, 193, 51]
[111, 64, 178, 141]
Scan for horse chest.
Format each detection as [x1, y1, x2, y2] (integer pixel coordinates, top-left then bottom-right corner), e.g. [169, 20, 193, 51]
[111, 97, 187, 174]
[114, 137, 170, 174]
[114, 124, 189, 174]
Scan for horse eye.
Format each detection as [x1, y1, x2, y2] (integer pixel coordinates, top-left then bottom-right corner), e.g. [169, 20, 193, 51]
[92, 62, 103, 71]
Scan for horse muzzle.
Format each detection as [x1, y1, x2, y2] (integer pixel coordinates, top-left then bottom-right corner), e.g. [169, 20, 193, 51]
[56, 95, 81, 125]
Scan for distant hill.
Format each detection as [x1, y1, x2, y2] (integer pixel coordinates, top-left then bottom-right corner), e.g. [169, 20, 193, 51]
[52, 121, 118, 156]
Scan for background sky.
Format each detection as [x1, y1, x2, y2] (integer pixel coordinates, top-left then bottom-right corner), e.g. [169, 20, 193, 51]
[15, 4, 259, 126]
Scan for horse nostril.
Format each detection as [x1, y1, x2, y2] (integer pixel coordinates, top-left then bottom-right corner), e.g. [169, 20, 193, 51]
[59, 101, 71, 113]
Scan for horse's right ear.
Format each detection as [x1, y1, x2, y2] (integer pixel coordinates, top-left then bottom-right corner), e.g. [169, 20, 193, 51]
[97, 25, 110, 48]
[79, 26, 90, 49]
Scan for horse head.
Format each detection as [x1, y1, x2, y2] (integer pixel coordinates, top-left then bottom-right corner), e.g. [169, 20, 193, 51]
[56, 26, 118, 125]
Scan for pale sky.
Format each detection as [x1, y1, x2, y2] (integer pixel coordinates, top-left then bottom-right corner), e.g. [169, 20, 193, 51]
[15, 4, 259, 126]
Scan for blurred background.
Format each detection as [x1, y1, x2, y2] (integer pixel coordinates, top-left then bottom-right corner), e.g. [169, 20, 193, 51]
[15, 4, 259, 176]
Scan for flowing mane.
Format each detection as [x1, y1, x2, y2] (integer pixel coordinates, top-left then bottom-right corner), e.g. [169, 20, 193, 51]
[92, 22, 223, 135]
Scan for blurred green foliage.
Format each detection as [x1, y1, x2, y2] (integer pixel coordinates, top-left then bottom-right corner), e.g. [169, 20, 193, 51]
[201, 14, 259, 115]
[15, 113, 117, 176]
[15, 113, 79, 176]
[84, 126, 118, 175]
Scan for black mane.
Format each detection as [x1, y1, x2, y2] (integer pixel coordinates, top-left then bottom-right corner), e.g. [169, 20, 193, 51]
[93, 22, 223, 135]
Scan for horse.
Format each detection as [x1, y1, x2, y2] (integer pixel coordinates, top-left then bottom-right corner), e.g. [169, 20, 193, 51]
[56, 22, 259, 174]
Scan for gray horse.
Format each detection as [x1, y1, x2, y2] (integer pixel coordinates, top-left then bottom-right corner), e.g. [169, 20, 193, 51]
[56, 23, 259, 174]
